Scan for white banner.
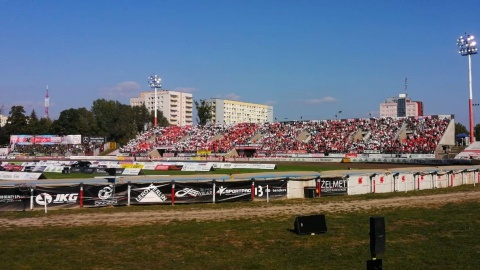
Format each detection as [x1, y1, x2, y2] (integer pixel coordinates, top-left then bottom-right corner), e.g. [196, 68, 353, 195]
[181, 163, 213, 172]
[0, 172, 43, 180]
[122, 168, 142, 175]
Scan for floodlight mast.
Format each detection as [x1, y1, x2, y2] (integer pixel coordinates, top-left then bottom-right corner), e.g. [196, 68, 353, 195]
[148, 74, 162, 127]
[457, 33, 478, 144]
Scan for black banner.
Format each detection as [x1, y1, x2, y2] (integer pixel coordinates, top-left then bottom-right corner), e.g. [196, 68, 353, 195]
[82, 184, 129, 207]
[33, 185, 80, 209]
[174, 182, 213, 204]
[129, 183, 172, 205]
[215, 181, 252, 203]
[254, 180, 288, 200]
[320, 177, 348, 196]
[0, 185, 31, 211]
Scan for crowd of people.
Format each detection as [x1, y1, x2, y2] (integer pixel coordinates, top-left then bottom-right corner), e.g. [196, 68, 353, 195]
[6, 116, 450, 157]
[118, 115, 452, 156]
[11, 144, 91, 156]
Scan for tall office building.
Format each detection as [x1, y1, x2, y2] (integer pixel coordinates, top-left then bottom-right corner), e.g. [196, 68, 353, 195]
[204, 98, 273, 125]
[130, 90, 193, 126]
[379, 94, 424, 118]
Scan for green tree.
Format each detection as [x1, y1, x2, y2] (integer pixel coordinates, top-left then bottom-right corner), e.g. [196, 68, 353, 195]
[131, 105, 152, 133]
[194, 99, 214, 126]
[50, 108, 98, 135]
[455, 122, 469, 136]
[0, 106, 29, 144]
[153, 109, 170, 127]
[475, 124, 480, 142]
[27, 109, 41, 135]
[37, 117, 53, 134]
[91, 99, 121, 138]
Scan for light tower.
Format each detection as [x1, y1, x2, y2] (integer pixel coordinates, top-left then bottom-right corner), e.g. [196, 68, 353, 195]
[457, 33, 478, 143]
[44, 85, 50, 119]
[148, 74, 162, 127]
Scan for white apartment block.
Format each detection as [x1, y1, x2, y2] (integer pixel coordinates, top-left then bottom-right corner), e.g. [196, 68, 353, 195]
[130, 90, 193, 126]
[204, 98, 274, 125]
[0, 114, 7, 127]
[379, 94, 424, 118]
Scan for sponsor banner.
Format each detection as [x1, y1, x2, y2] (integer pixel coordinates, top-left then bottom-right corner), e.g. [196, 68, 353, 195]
[94, 167, 125, 175]
[0, 186, 31, 211]
[285, 150, 307, 154]
[328, 153, 346, 158]
[215, 181, 252, 203]
[2, 164, 24, 171]
[181, 163, 213, 172]
[43, 165, 64, 173]
[174, 182, 214, 204]
[129, 183, 172, 205]
[82, 184, 129, 207]
[120, 164, 144, 169]
[10, 135, 34, 145]
[10, 135, 81, 145]
[345, 153, 358, 158]
[196, 150, 211, 155]
[63, 135, 82, 144]
[31, 165, 47, 172]
[212, 163, 276, 170]
[290, 153, 315, 158]
[254, 180, 288, 199]
[98, 161, 121, 168]
[320, 178, 348, 196]
[176, 153, 197, 157]
[137, 162, 157, 170]
[122, 168, 141, 175]
[247, 157, 342, 163]
[70, 167, 96, 174]
[0, 171, 43, 180]
[410, 154, 435, 159]
[212, 162, 233, 169]
[33, 185, 80, 209]
[155, 165, 170, 171]
[82, 136, 106, 144]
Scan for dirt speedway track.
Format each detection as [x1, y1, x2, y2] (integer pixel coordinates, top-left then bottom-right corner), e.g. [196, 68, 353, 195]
[1, 161, 477, 228]
[1, 189, 479, 228]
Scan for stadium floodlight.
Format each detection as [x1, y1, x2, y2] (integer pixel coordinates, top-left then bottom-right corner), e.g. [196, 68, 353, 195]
[148, 74, 162, 127]
[457, 34, 478, 143]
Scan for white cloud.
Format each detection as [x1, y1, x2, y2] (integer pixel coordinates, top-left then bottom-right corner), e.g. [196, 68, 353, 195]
[217, 93, 241, 101]
[305, 96, 337, 105]
[173, 87, 197, 93]
[265, 100, 277, 105]
[100, 81, 141, 98]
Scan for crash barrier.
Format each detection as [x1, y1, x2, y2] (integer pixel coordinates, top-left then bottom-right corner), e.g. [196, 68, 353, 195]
[1, 165, 480, 211]
[0, 179, 288, 211]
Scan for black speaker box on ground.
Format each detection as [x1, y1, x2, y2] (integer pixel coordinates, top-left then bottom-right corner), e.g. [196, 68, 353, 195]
[294, 214, 327, 235]
[369, 217, 386, 256]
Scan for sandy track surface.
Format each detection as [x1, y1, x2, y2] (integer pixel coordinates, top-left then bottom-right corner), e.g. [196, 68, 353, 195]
[2, 189, 479, 228]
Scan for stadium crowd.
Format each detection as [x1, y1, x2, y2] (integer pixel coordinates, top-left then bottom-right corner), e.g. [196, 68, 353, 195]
[6, 115, 452, 157]
[117, 115, 451, 156]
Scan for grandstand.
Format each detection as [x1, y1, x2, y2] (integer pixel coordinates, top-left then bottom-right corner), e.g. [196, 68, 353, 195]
[118, 115, 455, 159]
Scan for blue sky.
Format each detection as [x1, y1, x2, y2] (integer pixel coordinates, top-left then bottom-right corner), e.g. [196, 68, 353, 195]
[0, 0, 479, 126]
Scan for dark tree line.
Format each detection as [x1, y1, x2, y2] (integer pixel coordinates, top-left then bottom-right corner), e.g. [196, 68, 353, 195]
[0, 99, 169, 146]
